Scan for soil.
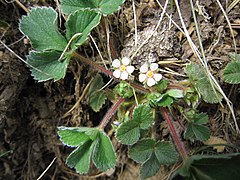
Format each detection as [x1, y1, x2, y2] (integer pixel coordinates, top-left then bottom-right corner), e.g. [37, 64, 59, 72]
[0, 0, 240, 180]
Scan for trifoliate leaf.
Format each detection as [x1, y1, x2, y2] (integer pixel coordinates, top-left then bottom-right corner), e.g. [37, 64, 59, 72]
[129, 140, 179, 179]
[66, 140, 95, 174]
[20, 7, 67, 51]
[166, 89, 184, 98]
[172, 153, 240, 180]
[65, 10, 101, 50]
[92, 131, 116, 171]
[61, 0, 126, 15]
[58, 127, 91, 147]
[114, 81, 133, 98]
[155, 142, 179, 164]
[185, 123, 210, 141]
[27, 51, 69, 82]
[140, 153, 161, 180]
[185, 62, 222, 103]
[128, 139, 155, 163]
[223, 61, 240, 84]
[115, 120, 140, 145]
[133, 105, 154, 129]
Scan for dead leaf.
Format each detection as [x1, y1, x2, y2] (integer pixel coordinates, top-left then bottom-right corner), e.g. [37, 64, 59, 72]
[203, 136, 227, 152]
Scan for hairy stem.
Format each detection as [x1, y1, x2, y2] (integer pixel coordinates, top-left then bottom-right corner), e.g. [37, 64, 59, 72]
[72, 51, 149, 93]
[98, 97, 125, 129]
[160, 107, 188, 160]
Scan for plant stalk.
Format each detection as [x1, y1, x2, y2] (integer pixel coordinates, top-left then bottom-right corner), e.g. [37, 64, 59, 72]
[72, 51, 149, 94]
[160, 107, 188, 160]
[98, 97, 125, 129]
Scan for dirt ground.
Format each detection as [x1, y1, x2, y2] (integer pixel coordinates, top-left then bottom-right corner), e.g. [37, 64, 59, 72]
[1, 0, 240, 179]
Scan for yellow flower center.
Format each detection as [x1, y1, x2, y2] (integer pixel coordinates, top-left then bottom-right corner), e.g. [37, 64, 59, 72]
[120, 65, 126, 71]
[147, 71, 154, 78]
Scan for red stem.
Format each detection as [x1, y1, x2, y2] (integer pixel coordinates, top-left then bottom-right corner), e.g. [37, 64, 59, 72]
[72, 52, 149, 94]
[160, 107, 188, 160]
[98, 97, 125, 129]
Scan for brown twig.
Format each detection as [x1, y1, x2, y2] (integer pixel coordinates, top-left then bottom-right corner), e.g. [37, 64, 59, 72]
[15, 0, 29, 13]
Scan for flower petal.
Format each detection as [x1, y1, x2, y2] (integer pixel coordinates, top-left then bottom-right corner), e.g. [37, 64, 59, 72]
[113, 69, 121, 78]
[147, 78, 156, 87]
[150, 63, 158, 71]
[120, 71, 129, 80]
[139, 74, 147, 82]
[126, 66, 135, 74]
[112, 59, 121, 68]
[153, 73, 162, 82]
[122, 57, 130, 65]
[140, 63, 148, 73]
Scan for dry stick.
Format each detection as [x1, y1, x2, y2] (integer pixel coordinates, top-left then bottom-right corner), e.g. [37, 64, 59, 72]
[90, 34, 108, 69]
[191, 0, 239, 133]
[37, 157, 57, 180]
[62, 78, 93, 118]
[216, 0, 237, 53]
[98, 97, 125, 129]
[132, 0, 138, 47]
[160, 107, 188, 160]
[15, 0, 29, 13]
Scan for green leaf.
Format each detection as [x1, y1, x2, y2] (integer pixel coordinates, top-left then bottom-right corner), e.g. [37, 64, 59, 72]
[61, 0, 126, 15]
[89, 74, 107, 112]
[58, 127, 91, 147]
[0, 150, 12, 158]
[185, 62, 222, 103]
[185, 111, 208, 124]
[155, 142, 179, 164]
[115, 120, 140, 145]
[85, 128, 100, 140]
[185, 123, 210, 141]
[65, 10, 101, 50]
[27, 51, 69, 82]
[133, 105, 154, 129]
[20, 7, 67, 51]
[90, 91, 107, 112]
[128, 139, 155, 163]
[66, 140, 95, 174]
[89, 74, 104, 93]
[92, 131, 116, 171]
[155, 79, 169, 92]
[114, 81, 133, 98]
[129, 140, 179, 179]
[157, 94, 174, 107]
[172, 153, 240, 180]
[166, 89, 184, 98]
[223, 61, 240, 84]
[140, 153, 161, 180]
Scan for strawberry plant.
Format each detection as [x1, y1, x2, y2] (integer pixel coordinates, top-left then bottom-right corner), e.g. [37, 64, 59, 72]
[19, 0, 240, 179]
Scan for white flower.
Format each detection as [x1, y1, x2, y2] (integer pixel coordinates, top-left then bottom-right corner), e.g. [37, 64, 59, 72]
[112, 57, 135, 80]
[139, 63, 162, 87]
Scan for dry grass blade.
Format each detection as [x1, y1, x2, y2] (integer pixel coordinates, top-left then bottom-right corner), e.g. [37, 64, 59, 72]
[36, 157, 56, 180]
[173, 0, 239, 133]
[130, 0, 169, 59]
